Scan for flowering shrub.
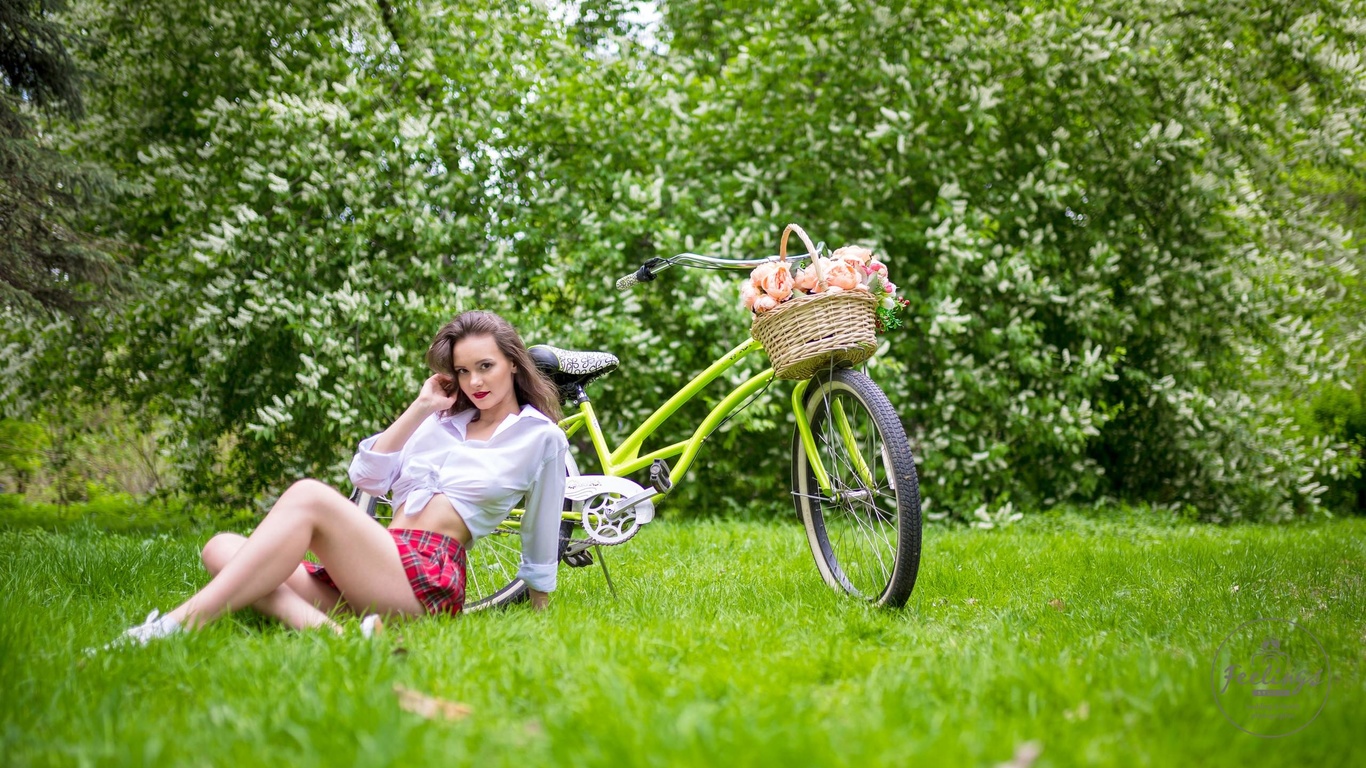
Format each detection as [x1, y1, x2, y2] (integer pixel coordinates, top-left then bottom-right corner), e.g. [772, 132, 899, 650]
[7, 0, 1360, 522]
[742, 244, 911, 332]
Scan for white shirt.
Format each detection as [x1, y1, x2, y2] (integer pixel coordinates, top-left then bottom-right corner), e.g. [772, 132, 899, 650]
[348, 404, 569, 593]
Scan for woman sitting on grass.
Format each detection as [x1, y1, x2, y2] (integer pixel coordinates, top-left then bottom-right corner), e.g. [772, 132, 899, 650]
[109, 310, 568, 645]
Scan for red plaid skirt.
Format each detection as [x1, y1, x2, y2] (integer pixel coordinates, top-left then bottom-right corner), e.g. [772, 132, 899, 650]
[304, 528, 467, 616]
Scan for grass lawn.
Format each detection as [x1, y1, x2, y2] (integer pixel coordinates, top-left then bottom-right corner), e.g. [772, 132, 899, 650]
[1, 511, 1362, 766]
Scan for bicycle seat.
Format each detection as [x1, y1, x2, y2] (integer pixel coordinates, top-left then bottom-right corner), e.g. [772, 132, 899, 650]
[528, 344, 619, 402]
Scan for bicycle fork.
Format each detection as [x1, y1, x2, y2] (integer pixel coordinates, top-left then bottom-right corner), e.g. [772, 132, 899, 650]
[792, 379, 877, 502]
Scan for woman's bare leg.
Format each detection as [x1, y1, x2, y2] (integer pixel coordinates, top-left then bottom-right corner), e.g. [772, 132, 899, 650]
[164, 479, 424, 629]
[200, 533, 344, 632]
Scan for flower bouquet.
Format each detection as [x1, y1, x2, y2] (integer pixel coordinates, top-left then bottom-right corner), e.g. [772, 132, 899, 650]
[744, 224, 910, 380]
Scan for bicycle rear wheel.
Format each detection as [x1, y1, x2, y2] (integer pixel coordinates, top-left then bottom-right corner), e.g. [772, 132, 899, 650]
[792, 367, 921, 607]
[462, 457, 581, 612]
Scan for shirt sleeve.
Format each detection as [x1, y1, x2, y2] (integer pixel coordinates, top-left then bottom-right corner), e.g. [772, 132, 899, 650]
[517, 438, 569, 593]
[348, 433, 403, 496]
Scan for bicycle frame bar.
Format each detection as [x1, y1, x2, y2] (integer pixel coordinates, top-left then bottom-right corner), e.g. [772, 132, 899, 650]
[558, 337, 839, 500]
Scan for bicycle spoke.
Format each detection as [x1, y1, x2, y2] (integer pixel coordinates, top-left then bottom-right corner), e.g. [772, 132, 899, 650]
[819, 395, 869, 486]
[846, 494, 895, 573]
[466, 531, 522, 604]
[832, 520, 889, 595]
[830, 500, 892, 585]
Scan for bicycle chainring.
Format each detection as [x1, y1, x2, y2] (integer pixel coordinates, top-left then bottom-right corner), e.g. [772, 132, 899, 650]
[580, 491, 640, 545]
[564, 475, 655, 546]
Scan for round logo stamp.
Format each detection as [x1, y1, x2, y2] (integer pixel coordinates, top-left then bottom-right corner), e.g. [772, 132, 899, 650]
[1211, 618, 1330, 737]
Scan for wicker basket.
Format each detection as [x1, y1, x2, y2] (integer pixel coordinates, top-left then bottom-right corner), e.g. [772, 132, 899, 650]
[751, 224, 879, 380]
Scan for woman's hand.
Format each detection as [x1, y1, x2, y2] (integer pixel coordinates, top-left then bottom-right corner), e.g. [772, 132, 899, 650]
[416, 374, 458, 414]
[370, 374, 458, 454]
[528, 589, 549, 611]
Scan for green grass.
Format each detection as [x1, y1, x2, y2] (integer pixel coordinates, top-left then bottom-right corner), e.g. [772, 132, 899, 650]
[1, 513, 1363, 766]
[0, 492, 255, 535]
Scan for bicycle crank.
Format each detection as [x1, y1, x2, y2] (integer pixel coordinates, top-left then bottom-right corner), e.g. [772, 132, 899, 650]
[563, 475, 656, 546]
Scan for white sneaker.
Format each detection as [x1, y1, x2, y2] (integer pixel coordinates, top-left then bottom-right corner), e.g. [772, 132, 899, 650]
[102, 610, 182, 651]
[360, 614, 384, 638]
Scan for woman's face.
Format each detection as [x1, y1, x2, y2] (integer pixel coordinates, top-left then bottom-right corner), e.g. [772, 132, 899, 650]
[451, 334, 518, 418]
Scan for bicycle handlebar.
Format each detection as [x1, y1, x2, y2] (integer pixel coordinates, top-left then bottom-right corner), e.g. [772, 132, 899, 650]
[616, 250, 819, 291]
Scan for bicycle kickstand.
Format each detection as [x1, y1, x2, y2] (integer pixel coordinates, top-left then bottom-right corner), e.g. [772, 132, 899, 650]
[594, 544, 618, 600]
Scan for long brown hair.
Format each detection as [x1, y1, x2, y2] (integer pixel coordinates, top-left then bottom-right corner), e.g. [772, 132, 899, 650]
[424, 311, 562, 422]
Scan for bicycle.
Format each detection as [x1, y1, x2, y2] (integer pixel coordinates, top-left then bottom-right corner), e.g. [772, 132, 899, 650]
[357, 247, 923, 610]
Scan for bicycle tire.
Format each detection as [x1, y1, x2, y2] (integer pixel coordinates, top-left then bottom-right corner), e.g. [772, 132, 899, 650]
[791, 367, 922, 608]
[462, 457, 581, 612]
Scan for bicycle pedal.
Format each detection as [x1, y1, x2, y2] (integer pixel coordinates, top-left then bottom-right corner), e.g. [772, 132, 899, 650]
[649, 459, 673, 494]
[564, 550, 595, 568]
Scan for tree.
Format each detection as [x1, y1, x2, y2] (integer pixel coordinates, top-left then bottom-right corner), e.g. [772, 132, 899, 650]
[0, 0, 120, 315]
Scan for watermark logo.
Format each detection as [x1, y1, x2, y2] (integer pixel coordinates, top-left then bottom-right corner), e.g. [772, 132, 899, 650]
[1212, 618, 1330, 737]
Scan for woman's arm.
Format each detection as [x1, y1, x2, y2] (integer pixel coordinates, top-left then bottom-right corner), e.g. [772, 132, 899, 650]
[517, 439, 569, 609]
[371, 374, 457, 454]
[349, 375, 457, 495]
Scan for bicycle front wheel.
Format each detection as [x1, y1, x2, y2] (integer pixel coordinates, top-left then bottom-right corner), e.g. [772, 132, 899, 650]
[792, 368, 922, 608]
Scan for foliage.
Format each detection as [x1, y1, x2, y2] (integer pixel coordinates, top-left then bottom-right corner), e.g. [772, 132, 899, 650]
[1311, 364, 1366, 512]
[0, 398, 174, 503]
[0, 0, 82, 110]
[646, 0, 1366, 520]
[33, 400, 173, 502]
[3, 0, 1363, 520]
[0, 417, 45, 491]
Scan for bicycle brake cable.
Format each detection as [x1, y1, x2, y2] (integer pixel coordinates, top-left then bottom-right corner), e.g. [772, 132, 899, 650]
[709, 376, 777, 437]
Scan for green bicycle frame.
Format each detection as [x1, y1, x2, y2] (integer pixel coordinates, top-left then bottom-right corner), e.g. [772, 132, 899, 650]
[557, 337, 841, 503]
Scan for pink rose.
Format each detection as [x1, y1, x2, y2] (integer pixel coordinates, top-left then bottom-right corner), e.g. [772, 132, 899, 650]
[750, 262, 795, 302]
[832, 245, 874, 266]
[867, 260, 888, 279]
[753, 294, 779, 313]
[793, 264, 820, 293]
[741, 282, 759, 310]
[796, 257, 844, 292]
[883, 281, 897, 295]
[824, 259, 862, 291]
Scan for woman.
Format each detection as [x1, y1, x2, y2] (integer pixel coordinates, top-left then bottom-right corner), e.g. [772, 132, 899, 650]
[110, 311, 568, 645]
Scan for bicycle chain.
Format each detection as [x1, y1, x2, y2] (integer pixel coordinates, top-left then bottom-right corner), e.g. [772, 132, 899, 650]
[561, 523, 636, 568]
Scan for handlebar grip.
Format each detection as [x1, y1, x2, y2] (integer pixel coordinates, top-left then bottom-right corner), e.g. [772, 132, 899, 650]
[617, 261, 660, 291]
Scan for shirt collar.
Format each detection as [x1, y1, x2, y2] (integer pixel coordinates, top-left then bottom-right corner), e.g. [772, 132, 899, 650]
[440, 403, 555, 440]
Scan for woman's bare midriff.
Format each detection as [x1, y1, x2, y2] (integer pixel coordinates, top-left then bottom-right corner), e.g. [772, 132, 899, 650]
[390, 493, 473, 546]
